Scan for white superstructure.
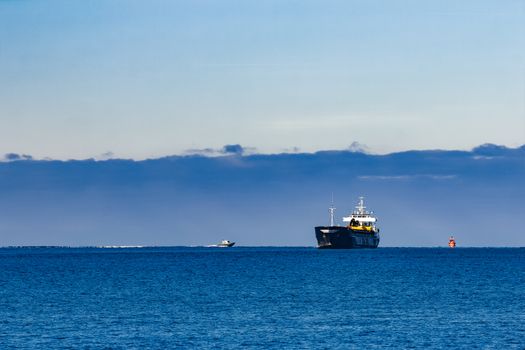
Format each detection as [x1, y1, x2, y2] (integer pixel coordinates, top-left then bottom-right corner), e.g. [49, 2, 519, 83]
[342, 197, 379, 232]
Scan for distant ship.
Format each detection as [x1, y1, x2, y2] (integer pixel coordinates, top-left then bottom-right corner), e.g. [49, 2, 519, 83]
[208, 240, 235, 248]
[448, 236, 456, 248]
[315, 197, 380, 249]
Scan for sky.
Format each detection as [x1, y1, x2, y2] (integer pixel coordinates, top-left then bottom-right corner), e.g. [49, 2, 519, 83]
[1, 0, 524, 159]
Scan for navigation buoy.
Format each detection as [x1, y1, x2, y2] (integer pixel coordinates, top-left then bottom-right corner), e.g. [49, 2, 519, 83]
[448, 236, 456, 248]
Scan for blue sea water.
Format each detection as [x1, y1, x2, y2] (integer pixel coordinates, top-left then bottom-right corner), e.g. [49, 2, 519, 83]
[0, 247, 523, 349]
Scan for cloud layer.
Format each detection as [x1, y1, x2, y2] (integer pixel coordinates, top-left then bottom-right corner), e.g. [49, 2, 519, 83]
[0, 144, 523, 247]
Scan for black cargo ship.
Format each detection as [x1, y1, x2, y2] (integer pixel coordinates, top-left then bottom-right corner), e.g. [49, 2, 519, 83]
[315, 197, 380, 249]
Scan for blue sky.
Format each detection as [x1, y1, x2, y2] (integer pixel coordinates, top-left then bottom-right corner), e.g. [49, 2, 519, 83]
[1, 0, 524, 159]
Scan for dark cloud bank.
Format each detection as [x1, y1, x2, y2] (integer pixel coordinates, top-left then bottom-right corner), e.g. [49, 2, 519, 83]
[1, 144, 524, 247]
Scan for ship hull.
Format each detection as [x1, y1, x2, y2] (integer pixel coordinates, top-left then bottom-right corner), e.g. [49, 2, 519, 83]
[208, 242, 235, 248]
[315, 226, 379, 249]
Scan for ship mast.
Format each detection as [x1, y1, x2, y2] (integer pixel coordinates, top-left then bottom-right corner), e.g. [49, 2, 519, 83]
[329, 193, 336, 226]
[356, 196, 366, 214]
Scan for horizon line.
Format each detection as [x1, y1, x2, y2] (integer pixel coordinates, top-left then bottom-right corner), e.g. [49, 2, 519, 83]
[1, 245, 523, 249]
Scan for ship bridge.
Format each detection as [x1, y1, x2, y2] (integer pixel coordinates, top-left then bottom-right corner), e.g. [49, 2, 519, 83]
[342, 197, 377, 223]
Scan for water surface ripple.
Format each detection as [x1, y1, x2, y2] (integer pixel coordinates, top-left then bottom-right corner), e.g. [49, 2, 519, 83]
[0, 247, 523, 349]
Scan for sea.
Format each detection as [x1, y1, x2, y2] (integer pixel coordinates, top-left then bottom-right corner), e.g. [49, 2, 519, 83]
[0, 247, 523, 349]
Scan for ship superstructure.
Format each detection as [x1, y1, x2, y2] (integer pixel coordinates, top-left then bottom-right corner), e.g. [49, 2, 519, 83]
[207, 240, 235, 248]
[315, 197, 380, 249]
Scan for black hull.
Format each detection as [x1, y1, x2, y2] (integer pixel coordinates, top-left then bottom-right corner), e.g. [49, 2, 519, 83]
[315, 226, 379, 249]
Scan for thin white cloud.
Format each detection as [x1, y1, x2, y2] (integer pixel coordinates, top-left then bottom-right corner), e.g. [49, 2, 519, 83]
[472, 155, 494, 160]
[358, 174, 457, 181]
